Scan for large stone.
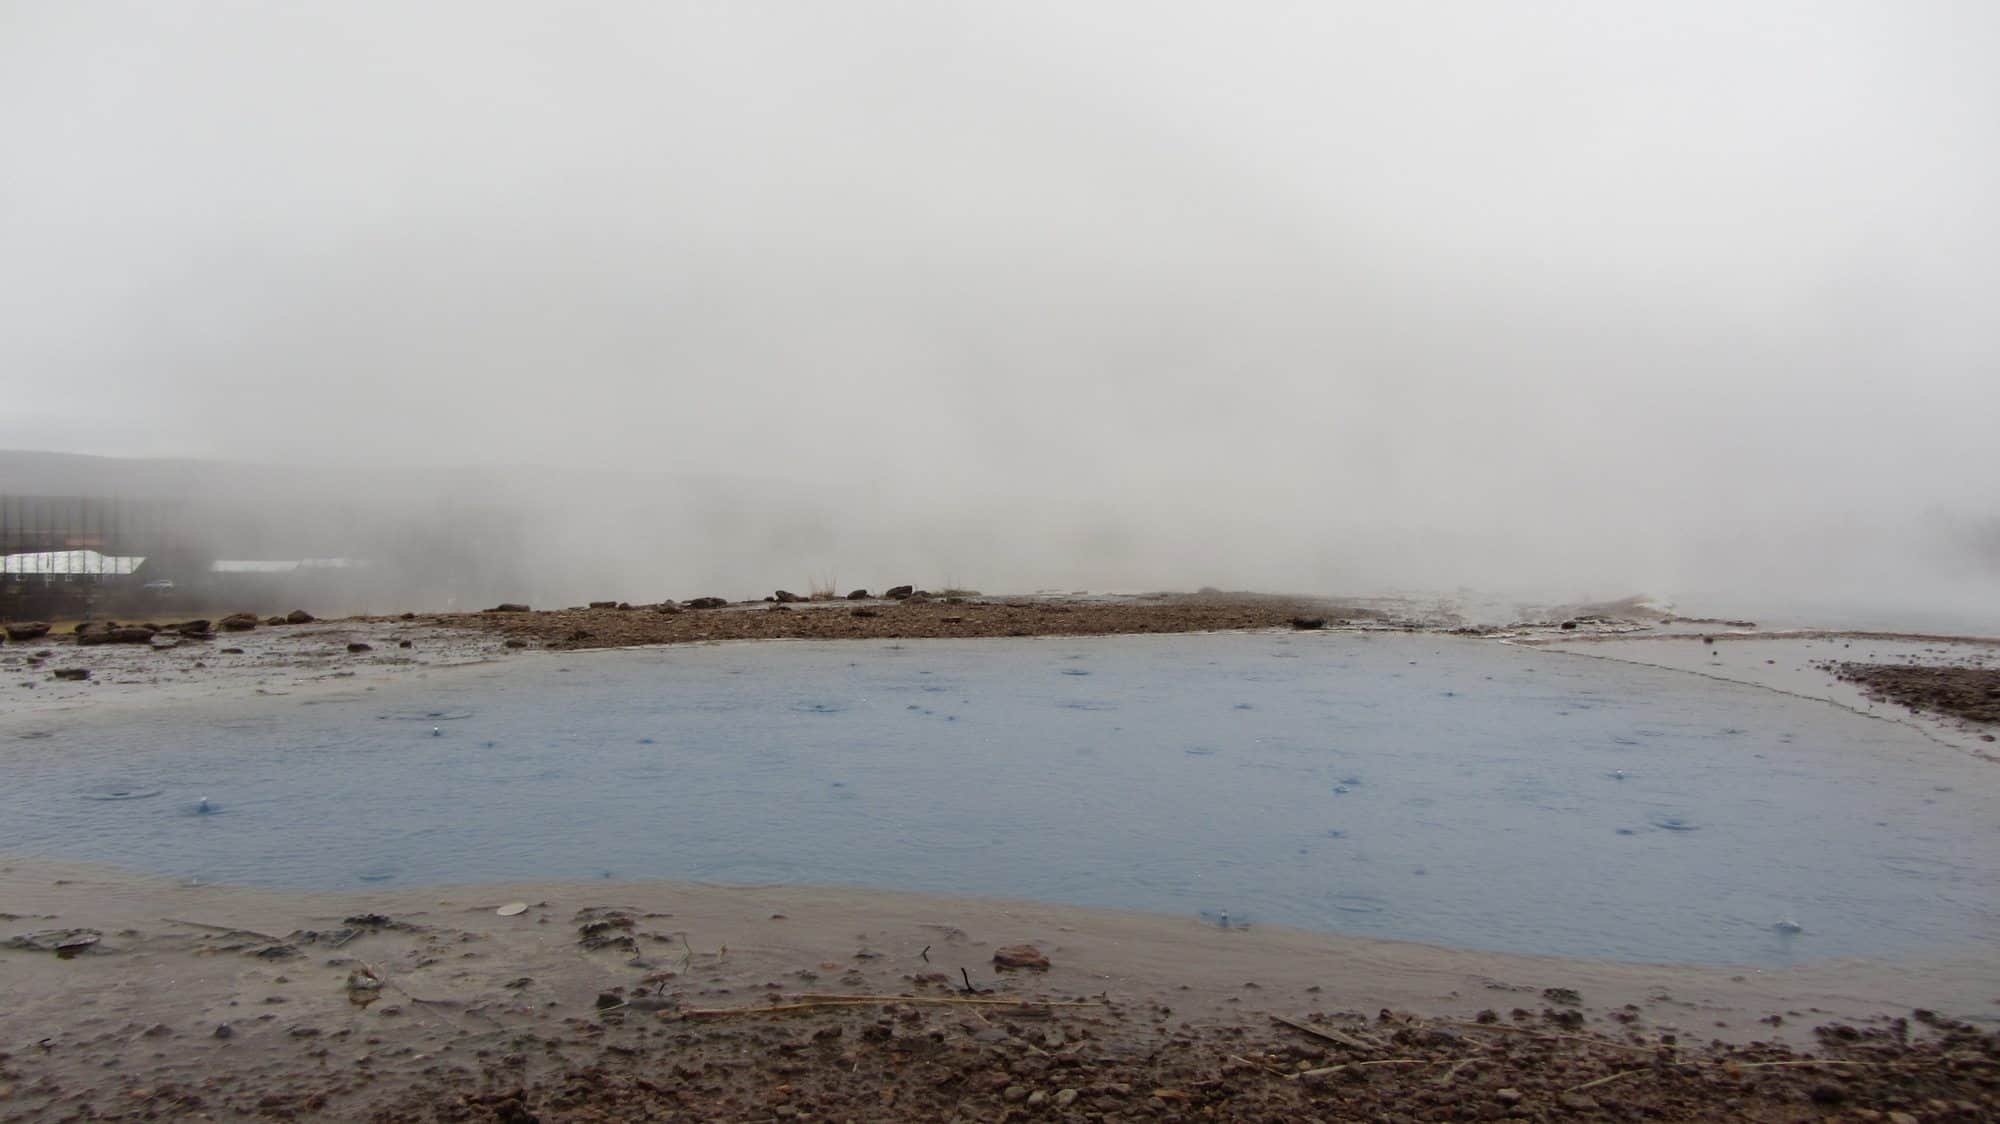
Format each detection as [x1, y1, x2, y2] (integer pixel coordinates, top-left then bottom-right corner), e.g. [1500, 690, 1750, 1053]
[484, 603, 531, 613]
[846, 589, 870, 600]
[773, 590, 802, 603]
[176, 620, 212, 638]
[884, 585, 915, 600]
[3, 621, 50, 642]
[51, 668, 89, 681]
[993, 944, 1050, 971]
[684, 597, 728, 610]
[219, 612, 259, 631]
[285, 609, 314, 624]
[588, 601, 619, 609]
[79, 627, 155, 646]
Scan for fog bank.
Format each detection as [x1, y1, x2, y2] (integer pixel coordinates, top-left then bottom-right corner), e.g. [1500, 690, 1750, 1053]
[3, 4, 1996, 625]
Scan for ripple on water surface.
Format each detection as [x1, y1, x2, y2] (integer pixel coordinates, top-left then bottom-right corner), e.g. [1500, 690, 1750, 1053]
[2, 632, 1994, 966]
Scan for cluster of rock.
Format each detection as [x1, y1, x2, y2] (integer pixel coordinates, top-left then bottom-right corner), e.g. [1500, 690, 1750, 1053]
[0, 608, 321, 649]
[478, 584, 938, 618]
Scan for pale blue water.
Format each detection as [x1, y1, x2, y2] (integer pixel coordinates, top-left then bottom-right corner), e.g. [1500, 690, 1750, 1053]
[4, 632, 1995, 965]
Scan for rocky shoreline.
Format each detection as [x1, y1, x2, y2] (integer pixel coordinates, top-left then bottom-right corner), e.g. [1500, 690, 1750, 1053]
[425, 590, 1402, 651]
[1, 861, 1995, 1123]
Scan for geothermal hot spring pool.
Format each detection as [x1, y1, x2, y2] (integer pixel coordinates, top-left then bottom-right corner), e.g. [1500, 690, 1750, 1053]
[3, 631, 1995, 966]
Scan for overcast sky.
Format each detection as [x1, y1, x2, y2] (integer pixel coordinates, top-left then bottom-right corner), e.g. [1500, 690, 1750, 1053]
[3, 2, 1996, 612]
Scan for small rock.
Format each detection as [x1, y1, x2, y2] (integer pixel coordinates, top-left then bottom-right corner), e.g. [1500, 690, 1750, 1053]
[285, 609, 314, 624]
[51, 668, 89, 681]
[1496, 1088, 1523, 1106]
[1289, 617, 1326, 630]
[264, 616, 286, 626]
[1002, 1085, 1029, 1103]
[504, 639, 528, 648]
[212, 1024, 234, 1039]
[884, 585, 915, 600]
[851, 608, 879, 618]
[4, 928, 101, 957]
[773, 590, 802, 603]
[993, 944, 1050, 971]
[141, 1023, 172, 1038]
[1054, 1088, 1080, 1107]
[1887, 1114, 1919, 1124]
[346, 642, 372, 653]
[219, 613, 258, 631]
[398, 639, 412, 648]
[684, 597, 728, 610]
[484, 603, 531, 613]
[846, 589, 870, 600]
[1027, 1090, 1048, 1106]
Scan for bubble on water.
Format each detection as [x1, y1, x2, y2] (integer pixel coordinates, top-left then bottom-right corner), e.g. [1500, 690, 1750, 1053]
[1773, 919, 1803, 935]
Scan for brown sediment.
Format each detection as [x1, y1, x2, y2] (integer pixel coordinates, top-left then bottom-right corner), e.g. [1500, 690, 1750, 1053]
[0, 861, 1994, 1122]
[422, 591, 1400, 651]
[1830, 662, 2000, 727]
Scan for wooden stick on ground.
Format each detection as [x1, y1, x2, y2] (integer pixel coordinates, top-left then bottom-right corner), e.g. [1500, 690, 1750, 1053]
[1289, 1058, 1429, 1081]
[161, 918, 284, 943]
[679, 994, 1102, 1018]
[1440, 1019, 1659, 1054]
[1270, 1014, 1381, 1052]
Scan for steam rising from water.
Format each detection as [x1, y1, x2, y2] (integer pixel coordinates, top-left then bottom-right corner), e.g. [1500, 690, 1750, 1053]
[2, 4, 1996, 623]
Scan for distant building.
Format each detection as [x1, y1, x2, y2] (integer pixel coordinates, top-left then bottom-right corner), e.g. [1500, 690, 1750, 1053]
[0, 549, 147, 582]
